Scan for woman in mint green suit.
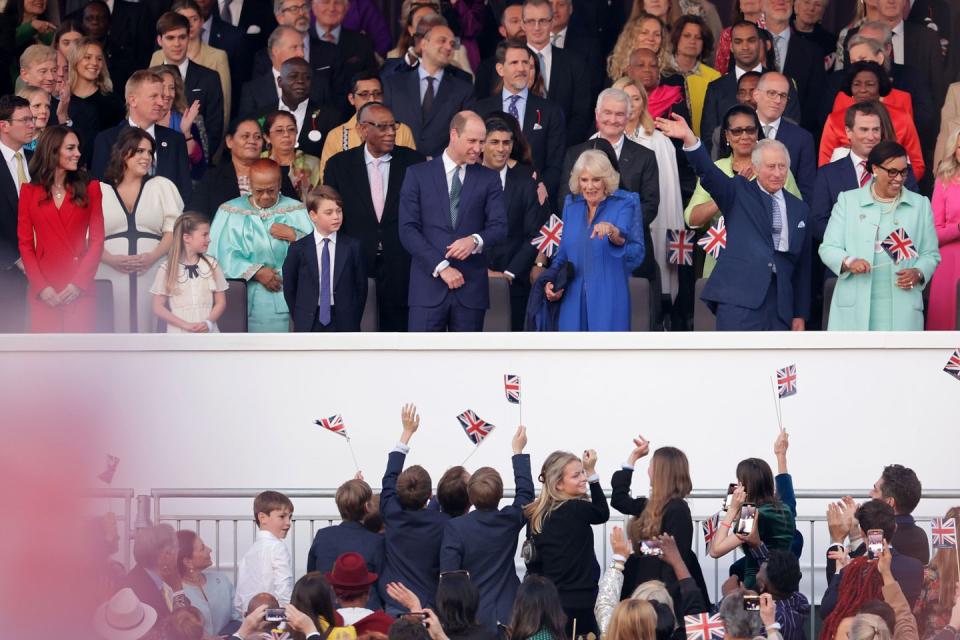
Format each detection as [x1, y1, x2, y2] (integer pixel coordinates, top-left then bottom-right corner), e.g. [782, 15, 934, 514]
[820, 142, 941, 330]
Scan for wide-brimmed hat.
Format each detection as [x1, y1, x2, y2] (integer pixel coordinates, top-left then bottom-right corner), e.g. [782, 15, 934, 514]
[94, 588, 158, 640]
[325, 552, 378, 589]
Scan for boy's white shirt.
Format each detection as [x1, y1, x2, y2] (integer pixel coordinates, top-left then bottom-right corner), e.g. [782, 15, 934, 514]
[234, 529, 294, 617]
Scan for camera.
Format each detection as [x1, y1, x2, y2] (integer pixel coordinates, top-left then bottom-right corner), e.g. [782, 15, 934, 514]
[743, 595, 761, 611]
[734, 504, 757, 536]
[265, 609, 286, 622]
[640, 539, 662, 556]
[867, 529, 884, 561]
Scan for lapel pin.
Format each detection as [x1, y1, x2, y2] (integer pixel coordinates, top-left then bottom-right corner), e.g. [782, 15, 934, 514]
[161, 141, 168, 148]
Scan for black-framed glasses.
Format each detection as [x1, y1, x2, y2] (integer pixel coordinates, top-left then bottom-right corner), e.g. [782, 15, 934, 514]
[360, 121, 400, 132]
[280, 3, 309, 13]
[876, 164, 909, 178]
[727, 126, 758, 137]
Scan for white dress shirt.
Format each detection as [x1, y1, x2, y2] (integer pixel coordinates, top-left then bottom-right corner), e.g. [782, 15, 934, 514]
[418, 64, 445, 103]
[759, 116, 782, 140]
[201, 16, 213, 44]
[551, 26, 568, 48]
[528, 43, 552, 90]
[502, 87, 528, 125]
[279, 98, 309, 142]
[735, 63, 763, 80]
[233, 529, 293, 617]
[314, 229, 337, 305]
[590, 132, 625, 159]
[891, 20, 905, 65]
[758, 183, 790, 252]
[0, 141, 30, 194]
[498, 165, 508, 189]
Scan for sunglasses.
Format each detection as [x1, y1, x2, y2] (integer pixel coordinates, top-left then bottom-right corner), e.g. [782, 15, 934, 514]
[727, 126, 758, 137]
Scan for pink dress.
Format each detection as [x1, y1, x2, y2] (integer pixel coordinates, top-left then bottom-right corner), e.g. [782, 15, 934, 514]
[928, 178, 960, 329]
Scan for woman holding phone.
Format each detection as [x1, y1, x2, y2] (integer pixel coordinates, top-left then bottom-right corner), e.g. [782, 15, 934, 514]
[708, 457, 795, 589]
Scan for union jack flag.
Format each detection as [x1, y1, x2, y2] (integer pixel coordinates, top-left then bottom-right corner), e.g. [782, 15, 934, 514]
[702, 512, 720, 547]
[667, 229, 695, 265]
[880, 228, 919, 263]
[944, 349, 960, 380]
[98, 454, 120, 484]
[457, 409, 495, 445]
[698, 216, 727, 259]
[931, 517, 957, 548]
[504, 374, 521, 404]
[684, 613, 726, 640]
[315, 414, 348, 438]
[530, 214, 564, 257]
[777, 364, 798, 398]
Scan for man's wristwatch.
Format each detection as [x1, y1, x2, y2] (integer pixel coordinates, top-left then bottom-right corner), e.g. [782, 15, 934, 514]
[535, 261, 547, 268]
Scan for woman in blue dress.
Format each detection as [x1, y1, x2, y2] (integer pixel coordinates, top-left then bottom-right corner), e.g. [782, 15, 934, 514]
[544, 149, 642, 331]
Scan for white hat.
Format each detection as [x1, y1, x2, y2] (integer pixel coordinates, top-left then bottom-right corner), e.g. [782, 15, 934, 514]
[94, 588, 158, 640]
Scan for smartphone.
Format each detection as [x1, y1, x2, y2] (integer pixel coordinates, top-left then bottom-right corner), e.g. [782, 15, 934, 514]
[743, 595, 761, 611]
[640, 539, 663, 556]
[264, 609, 286, 622]
[735, 504, 757, 536]
[402, 612, 429, 623]
[723, 483, 737, 510]
[867, 529, 884, 561]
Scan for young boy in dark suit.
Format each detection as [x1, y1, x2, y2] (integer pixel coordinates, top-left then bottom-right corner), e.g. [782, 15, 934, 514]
[283, 186, 367, 331]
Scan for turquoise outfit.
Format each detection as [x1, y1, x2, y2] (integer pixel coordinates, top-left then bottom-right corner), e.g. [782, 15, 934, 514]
[819, 185, 941, 330]
[209, 195, 313, 332]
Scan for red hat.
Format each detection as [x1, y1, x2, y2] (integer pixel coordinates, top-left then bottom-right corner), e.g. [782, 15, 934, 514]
[325, 552, 378, 589]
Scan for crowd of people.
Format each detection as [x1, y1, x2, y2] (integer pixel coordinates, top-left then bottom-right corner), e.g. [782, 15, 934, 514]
[88, 411, 960, 640]
[3, 0, 960, 332]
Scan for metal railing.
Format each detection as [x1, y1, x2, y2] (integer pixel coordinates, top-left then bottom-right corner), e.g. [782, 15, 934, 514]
[150, 488, 960, 639]
[86, 487, 135, 570]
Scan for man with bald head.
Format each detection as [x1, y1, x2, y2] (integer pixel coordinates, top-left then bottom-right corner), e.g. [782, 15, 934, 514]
[658, 113, 811, 332]
[753, 71, 816, 202]
[209, 158, 314, 332]
[399, 111, 507, 331]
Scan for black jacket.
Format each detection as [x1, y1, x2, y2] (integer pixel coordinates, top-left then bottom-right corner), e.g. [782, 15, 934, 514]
[0, 147, 30, 268]
[483, 163, 548, 280]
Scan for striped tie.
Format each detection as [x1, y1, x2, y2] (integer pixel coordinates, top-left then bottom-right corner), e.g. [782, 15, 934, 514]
[859, 160, 870, 187]
[770, 194, 783, 250]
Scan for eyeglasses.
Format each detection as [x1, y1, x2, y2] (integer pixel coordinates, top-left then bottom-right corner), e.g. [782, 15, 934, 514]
[269, 126, 298, 136]
[353, 90, 383, 99]
[8, 116, 38, 125]
[360, 121, 400, 132]
[522, 18, 552, 27]
[727, 126, 758, 137]
[280, 3, 309, 13]
[763, 89, 789, 102]
[876, 164, 909, 178]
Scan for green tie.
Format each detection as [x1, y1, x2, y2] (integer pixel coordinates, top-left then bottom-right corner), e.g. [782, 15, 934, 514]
[450, 166, 462, 228]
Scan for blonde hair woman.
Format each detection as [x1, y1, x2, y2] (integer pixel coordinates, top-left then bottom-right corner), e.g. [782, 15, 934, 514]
[608, 14, 667, 81]
[848, 613, 891, 640]
[927, 130, 960, 330]
[67, 37, 124, 162]
[606, 599, 657, 640]
[523, 449, 608, 636]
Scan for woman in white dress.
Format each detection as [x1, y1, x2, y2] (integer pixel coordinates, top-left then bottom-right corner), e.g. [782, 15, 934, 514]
[96, 127, 182, 332]
[613, 77, 687, 310]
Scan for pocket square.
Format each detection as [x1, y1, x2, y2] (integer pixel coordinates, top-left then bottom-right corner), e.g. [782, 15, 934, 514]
[246, 25, 261, 34]
[533, 123, 543, 130]
[797, 220, 805, 229]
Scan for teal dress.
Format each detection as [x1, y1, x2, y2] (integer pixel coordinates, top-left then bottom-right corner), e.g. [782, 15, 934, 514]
[209, 195, 313, 332]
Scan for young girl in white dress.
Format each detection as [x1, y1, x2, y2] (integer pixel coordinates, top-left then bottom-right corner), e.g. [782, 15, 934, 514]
[151, 212, 228, 332]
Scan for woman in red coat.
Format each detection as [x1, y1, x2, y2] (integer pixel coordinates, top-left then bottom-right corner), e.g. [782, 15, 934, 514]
[18, 126, 104, 332]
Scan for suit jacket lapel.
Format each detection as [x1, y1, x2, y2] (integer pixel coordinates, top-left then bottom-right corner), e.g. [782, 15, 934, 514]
[333, 236, 347, 288]
[523, 95, 537, 134]
[351, 148, 377, 224]
[305, 234, 320, 295]
[455, 165, 476, 231]
[384, 153, 404, 224]
[432, 159, 452, 227]
[0, 161, 17, 212]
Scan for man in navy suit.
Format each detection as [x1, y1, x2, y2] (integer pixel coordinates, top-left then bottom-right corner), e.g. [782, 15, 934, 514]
[658, 113, 811, 331]
[440, 426, 534, 630]
[283, 185, 367, 332]
[474, 38, 566, 200]
[400, 111, 508, 332]
[753, 72, 816, 203]
[91, 70, 192, 201]
[0, 95, 33, 332]
[383, 15, 475, 159]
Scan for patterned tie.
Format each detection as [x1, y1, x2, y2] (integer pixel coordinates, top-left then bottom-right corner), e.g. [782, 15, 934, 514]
[507, 94, 521, 121]
[422, 76, 435, 121]
[774, 35, 783, 71]
[859, 160, 870, 187]
[450, 166, 462, 228]
[219, 0, 232, 24]
[13, 151, 27, 192]
[770, 193, 783, 250]
[538, 52, 548, 90]
[368, 158, 385, 221]
[322, 31, 336, 43]
[319, 238, 331, 325]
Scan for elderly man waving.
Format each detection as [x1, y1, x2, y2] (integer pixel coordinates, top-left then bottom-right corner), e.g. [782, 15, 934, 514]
[657, 112, 811, 331]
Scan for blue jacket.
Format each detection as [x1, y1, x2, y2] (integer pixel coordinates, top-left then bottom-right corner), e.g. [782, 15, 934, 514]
[306, 521, 385, 608]
[774, 120, 817, 204]
[439, 454, 535, 629]
[686, 143, 812, 323]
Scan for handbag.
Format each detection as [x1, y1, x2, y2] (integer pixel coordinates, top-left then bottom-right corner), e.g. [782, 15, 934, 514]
[521, 522, 540, 571]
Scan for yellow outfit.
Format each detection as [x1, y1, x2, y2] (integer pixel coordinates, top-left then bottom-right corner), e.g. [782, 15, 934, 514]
[683, 62, 721, 138]
[319, 113, 417, 179]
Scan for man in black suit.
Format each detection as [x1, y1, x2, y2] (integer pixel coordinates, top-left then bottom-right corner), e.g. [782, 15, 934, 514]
[877, 0, 947, 107]
[474, 3, 526, 99]
[521, 0, 591, 145]
[701, 20, 801, 156]
[558, 88, 662, 327]
[216, 0, 277, 50]
[310, 0, 378, 118]
[0, 96, 33, 332]
[188, 118, 300, 221]
[264, 57, 341, 158]
[91, 70, 192, 201]
[383, 15, 475, 159]
[549, 0, 604, 97]
[475, 39, 566, 200]
[480, 115, 547, 331]
[195, 0, 251, 118]
[120, 524, 180, 622]
[323, 102, 426, 332]
[155, 12, 225, 155]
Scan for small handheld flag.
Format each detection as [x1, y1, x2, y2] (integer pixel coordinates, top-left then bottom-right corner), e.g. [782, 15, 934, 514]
[98, 454, 120, 484]
[667, 229, 695, 266]
[698, 216, 726, 259]
[504, 374, 521, 404]
[931, 517, 957, 549]
[776, 365, 798, 398]
[684, 612, 726, 640]
[457, 410, 495, 445]
[881, 228, 919, 264]
[531, 214, 564, 257]
[315, 414, 348, 438]
[702, 513, 720, 547]
[944, 349, 960, 380]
